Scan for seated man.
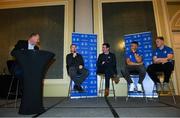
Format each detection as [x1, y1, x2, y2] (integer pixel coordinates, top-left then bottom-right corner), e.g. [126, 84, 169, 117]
[66, 44, 89, 92]
[147, 36, 174, 92]
[97, 43, 119, 97]
[122, 41, 146, 92]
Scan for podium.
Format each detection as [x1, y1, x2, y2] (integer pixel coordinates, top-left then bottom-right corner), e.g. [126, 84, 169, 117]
[12, 50, 55, 115]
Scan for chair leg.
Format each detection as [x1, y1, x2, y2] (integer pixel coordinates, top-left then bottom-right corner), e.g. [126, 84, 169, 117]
[101, 77, 105, 97]
[141, 84, 148, 103]
[99, 76, 104, 97]
[152, 84, 159, 101]
[168, 80, 176, 104]
[152, 84, 155, 99]
[126, 84, 129, 102]
[6, 77, 20, 108]
[14, 80, 19, 108]
[111, 79, 116, 100]
[99, 77, 102, 97]
[6, 77, 15, 106]
[68, 80, 72, 98]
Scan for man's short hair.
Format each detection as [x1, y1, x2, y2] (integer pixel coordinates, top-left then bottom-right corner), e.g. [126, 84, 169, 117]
[103, 43, 110, 48]
[156, 36, 164, 41]
[29, 32, 39, 38]
[70, 44, 76, 48]
[131, 41, 139, 46]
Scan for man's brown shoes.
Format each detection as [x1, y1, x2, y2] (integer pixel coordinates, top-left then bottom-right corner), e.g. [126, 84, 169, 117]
[104, 88, 109, 97]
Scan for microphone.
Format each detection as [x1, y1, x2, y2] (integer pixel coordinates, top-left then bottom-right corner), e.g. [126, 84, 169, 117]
[132, 50, 136, 54]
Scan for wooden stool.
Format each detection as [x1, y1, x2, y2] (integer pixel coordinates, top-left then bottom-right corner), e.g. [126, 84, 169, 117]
[98, 74, 116, 99]
[68, 79, 88, 98]
[126, 75, 147, 102]
[6, 77, 20, 108]
[152, 72, 176, 104]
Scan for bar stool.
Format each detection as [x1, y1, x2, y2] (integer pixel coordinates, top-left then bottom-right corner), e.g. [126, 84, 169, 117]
[98, 74, 116, 99]
[68, 79, 88, 98]
[6, 77, 20, 108]
[152, 72, 176, 104]
[152, 60, 176, 104]
[6, 60, 20, 108]
[121, 70, 147, 102]
[126, 74, 147, 102]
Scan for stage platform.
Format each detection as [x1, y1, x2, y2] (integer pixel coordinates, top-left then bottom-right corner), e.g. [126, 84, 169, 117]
[0, 96, 180, 117]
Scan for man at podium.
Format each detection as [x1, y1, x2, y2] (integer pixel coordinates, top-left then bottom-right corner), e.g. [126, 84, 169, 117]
[11, 32, 40, 52]
[11, 33, 55, 115]
[11, 32, 40, 80]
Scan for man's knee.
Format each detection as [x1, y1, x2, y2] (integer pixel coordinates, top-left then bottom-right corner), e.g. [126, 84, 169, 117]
[69, 67, 76, 71]
[68, 67, 77, 76]
[139, 66, 146, 74]
[147, 66, 152, 73]
[164, 63, 174, 72]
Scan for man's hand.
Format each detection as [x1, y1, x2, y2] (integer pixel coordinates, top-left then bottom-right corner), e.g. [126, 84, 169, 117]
[154, 58, 168, 64]
[131, 62, 143, 65]
[102, 61, 105, 65]
[132, 49, 136, 53]
[126, 58, 143, 66]
[154, 58, 160, 64]
[160, 58, 168, 64]
[134, 53, 139, 58]
[134, 53, 142, 63]
[79, 65, 83, 69]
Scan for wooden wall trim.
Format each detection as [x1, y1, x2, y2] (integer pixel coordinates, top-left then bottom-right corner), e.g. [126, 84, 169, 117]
[0, 0, 70, 9]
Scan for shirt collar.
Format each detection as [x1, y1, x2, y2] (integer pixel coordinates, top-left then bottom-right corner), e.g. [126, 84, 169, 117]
[159, 45, 165, 50]
[104, 52, 110, 55]
[28, 43, 35, 50]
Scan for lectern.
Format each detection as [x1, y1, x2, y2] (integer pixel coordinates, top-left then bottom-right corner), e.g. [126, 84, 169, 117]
[12, 50, 55, 115]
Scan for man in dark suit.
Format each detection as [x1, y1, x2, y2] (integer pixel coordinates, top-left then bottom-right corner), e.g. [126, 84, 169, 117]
[11, 33, 40, 54]
[97, 43, 118, 97]
[11, 33, 40, 83]
[66, 44, 89, 92]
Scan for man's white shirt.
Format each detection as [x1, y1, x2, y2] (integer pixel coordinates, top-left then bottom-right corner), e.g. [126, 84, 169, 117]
[28, 43, 35, 50]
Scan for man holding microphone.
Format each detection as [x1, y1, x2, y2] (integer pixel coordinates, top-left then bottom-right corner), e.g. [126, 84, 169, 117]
[66, 44, 89, 92]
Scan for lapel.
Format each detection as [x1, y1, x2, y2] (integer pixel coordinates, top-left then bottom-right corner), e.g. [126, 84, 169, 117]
[26, 41, 39, 50]
[26, 40, 29, 49]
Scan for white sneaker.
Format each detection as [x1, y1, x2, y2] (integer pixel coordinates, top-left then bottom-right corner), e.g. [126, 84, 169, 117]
[163, 82, 169, 92]
[129, 83, 135, 92]
[156, 83, 162, 92]
[137, 83, 143, 92]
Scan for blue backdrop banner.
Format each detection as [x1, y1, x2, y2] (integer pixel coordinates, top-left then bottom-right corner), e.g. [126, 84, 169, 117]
[71, 33, 97, 98]
[124, 32, 156, 97]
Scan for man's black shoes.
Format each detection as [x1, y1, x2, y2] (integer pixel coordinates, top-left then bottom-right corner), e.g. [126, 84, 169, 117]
[78, 86, 85, 92]
[73, 85, 79, 91]
[73, 85, 85, 92]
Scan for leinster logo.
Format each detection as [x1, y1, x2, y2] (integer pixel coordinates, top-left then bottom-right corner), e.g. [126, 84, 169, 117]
[164, 50, 167, 54]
